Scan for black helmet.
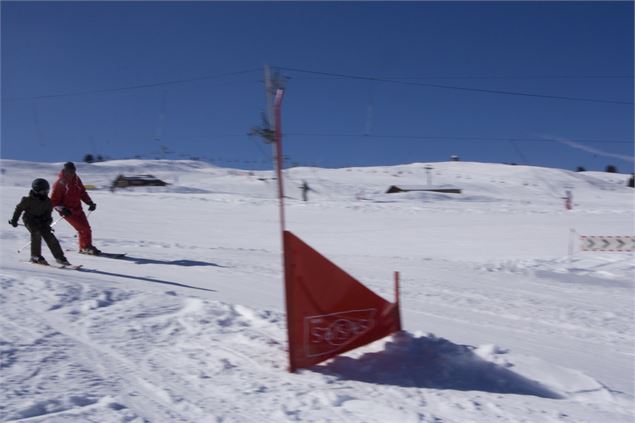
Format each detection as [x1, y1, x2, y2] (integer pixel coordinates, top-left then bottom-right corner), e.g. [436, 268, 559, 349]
[63, 162, 76, 172]
[32, 178, 50, 195]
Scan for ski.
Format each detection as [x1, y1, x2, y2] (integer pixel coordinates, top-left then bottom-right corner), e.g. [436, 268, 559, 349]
[80, 252, 126, 259]
[25, 261, 83, 270]
[66, 249, 126, 259]
[96, 252, 126, 259]
[59, 264, 83, 270]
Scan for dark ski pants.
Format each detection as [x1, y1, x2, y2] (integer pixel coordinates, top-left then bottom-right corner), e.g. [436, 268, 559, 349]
[64, 211, 92, 250]
[27, 224, 64, 259]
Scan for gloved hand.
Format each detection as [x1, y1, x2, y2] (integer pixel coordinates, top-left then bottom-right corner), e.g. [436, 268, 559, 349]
[8, 219, 18, 228]
[88, 203, 97, 211]
[57, 207, 72, 217]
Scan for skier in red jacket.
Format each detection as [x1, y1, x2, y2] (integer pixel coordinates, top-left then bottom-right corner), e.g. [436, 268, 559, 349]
[51, 162, 101, 255]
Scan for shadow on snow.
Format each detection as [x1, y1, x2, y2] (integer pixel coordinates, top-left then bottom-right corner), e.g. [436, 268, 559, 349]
[113, 255, 226, 268]
[81, 268, 217, 293]
[314, 332, 563, 399]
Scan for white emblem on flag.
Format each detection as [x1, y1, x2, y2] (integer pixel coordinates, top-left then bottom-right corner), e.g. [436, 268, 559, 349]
[304, 309, 376, 358]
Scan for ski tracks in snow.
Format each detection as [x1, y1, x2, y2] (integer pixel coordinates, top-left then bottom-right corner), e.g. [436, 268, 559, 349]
[1, 273, 350, 422]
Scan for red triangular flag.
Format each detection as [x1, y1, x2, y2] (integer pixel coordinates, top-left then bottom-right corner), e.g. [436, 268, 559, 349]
[283, 230, 401, 371]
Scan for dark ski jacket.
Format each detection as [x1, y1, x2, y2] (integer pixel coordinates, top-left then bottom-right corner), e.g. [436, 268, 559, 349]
[51, 171, 93, 214]
[12, 190, 54, 229]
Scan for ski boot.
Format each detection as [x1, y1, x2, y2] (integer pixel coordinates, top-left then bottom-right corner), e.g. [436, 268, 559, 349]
[56, 257, 71, 266]
[30, 256, 49, 265]
[79, 245, 102, 256]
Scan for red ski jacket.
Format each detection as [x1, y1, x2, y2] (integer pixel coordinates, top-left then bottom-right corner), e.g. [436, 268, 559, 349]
[51, 171, 93, 214]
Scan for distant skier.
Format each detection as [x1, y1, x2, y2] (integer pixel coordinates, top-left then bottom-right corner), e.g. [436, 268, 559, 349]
[563, 189, 573, 210]
[9, 178, 71, 265]
[301, 180, 312, 202]
[51, 162, 101, 255]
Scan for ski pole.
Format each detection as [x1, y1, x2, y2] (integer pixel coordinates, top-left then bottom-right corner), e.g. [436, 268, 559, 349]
[14, 223, 53, 230]
[16, 215, 66, 254]
[14, 222, 57, 235]
[16, 239, 30, 255]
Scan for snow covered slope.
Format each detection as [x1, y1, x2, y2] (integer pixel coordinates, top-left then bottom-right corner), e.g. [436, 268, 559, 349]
[1, 159, 633, 422]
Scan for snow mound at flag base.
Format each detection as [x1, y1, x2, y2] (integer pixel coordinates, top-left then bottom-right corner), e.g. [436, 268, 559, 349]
[2, 275, 629, 423]
[321, 333, 563, 399]
[319, 332, 621, 404]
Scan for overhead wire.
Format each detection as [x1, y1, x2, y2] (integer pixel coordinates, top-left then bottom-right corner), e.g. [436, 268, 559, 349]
[378, 75, 634, 80]
[277, 66, 634, 106]
[3, 68, 262, 101]
[6, 64, 632, 166]
[283, 132, 632, 145]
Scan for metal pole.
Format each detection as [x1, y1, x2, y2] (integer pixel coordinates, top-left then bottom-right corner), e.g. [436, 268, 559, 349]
[424, 165, 433, 185]
[272, 87, 294, 372]
[264, 64, 274, 130]
[273, 88, 286, 232]
[568, 228, 576, 265]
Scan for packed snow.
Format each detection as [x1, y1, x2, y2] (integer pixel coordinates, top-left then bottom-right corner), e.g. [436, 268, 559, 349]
[0, 159, 633, 423]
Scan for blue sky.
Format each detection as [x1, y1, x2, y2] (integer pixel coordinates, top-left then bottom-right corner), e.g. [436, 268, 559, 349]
[2, 1, 633, 171]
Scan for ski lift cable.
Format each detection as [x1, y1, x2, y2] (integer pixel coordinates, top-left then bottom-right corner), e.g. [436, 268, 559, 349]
[276, 66, 634, 106]
[283, 132, 632, 145]
[4, 68, 262, 101]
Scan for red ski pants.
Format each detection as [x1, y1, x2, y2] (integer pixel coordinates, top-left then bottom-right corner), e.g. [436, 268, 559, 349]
[64, 211, 92, 250]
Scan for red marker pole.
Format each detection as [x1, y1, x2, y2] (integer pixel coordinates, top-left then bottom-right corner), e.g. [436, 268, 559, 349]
[394, 271, 402, 331]
[273, 88, 286, 233]
[272, 88, 296, 371]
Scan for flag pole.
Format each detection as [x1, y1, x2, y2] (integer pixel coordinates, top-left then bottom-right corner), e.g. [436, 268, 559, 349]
[394, 271, 402, 331]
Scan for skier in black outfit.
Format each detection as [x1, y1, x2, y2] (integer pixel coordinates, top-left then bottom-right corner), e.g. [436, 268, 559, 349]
[9, 178, 71, 266]
[301, 180, 312, 202]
